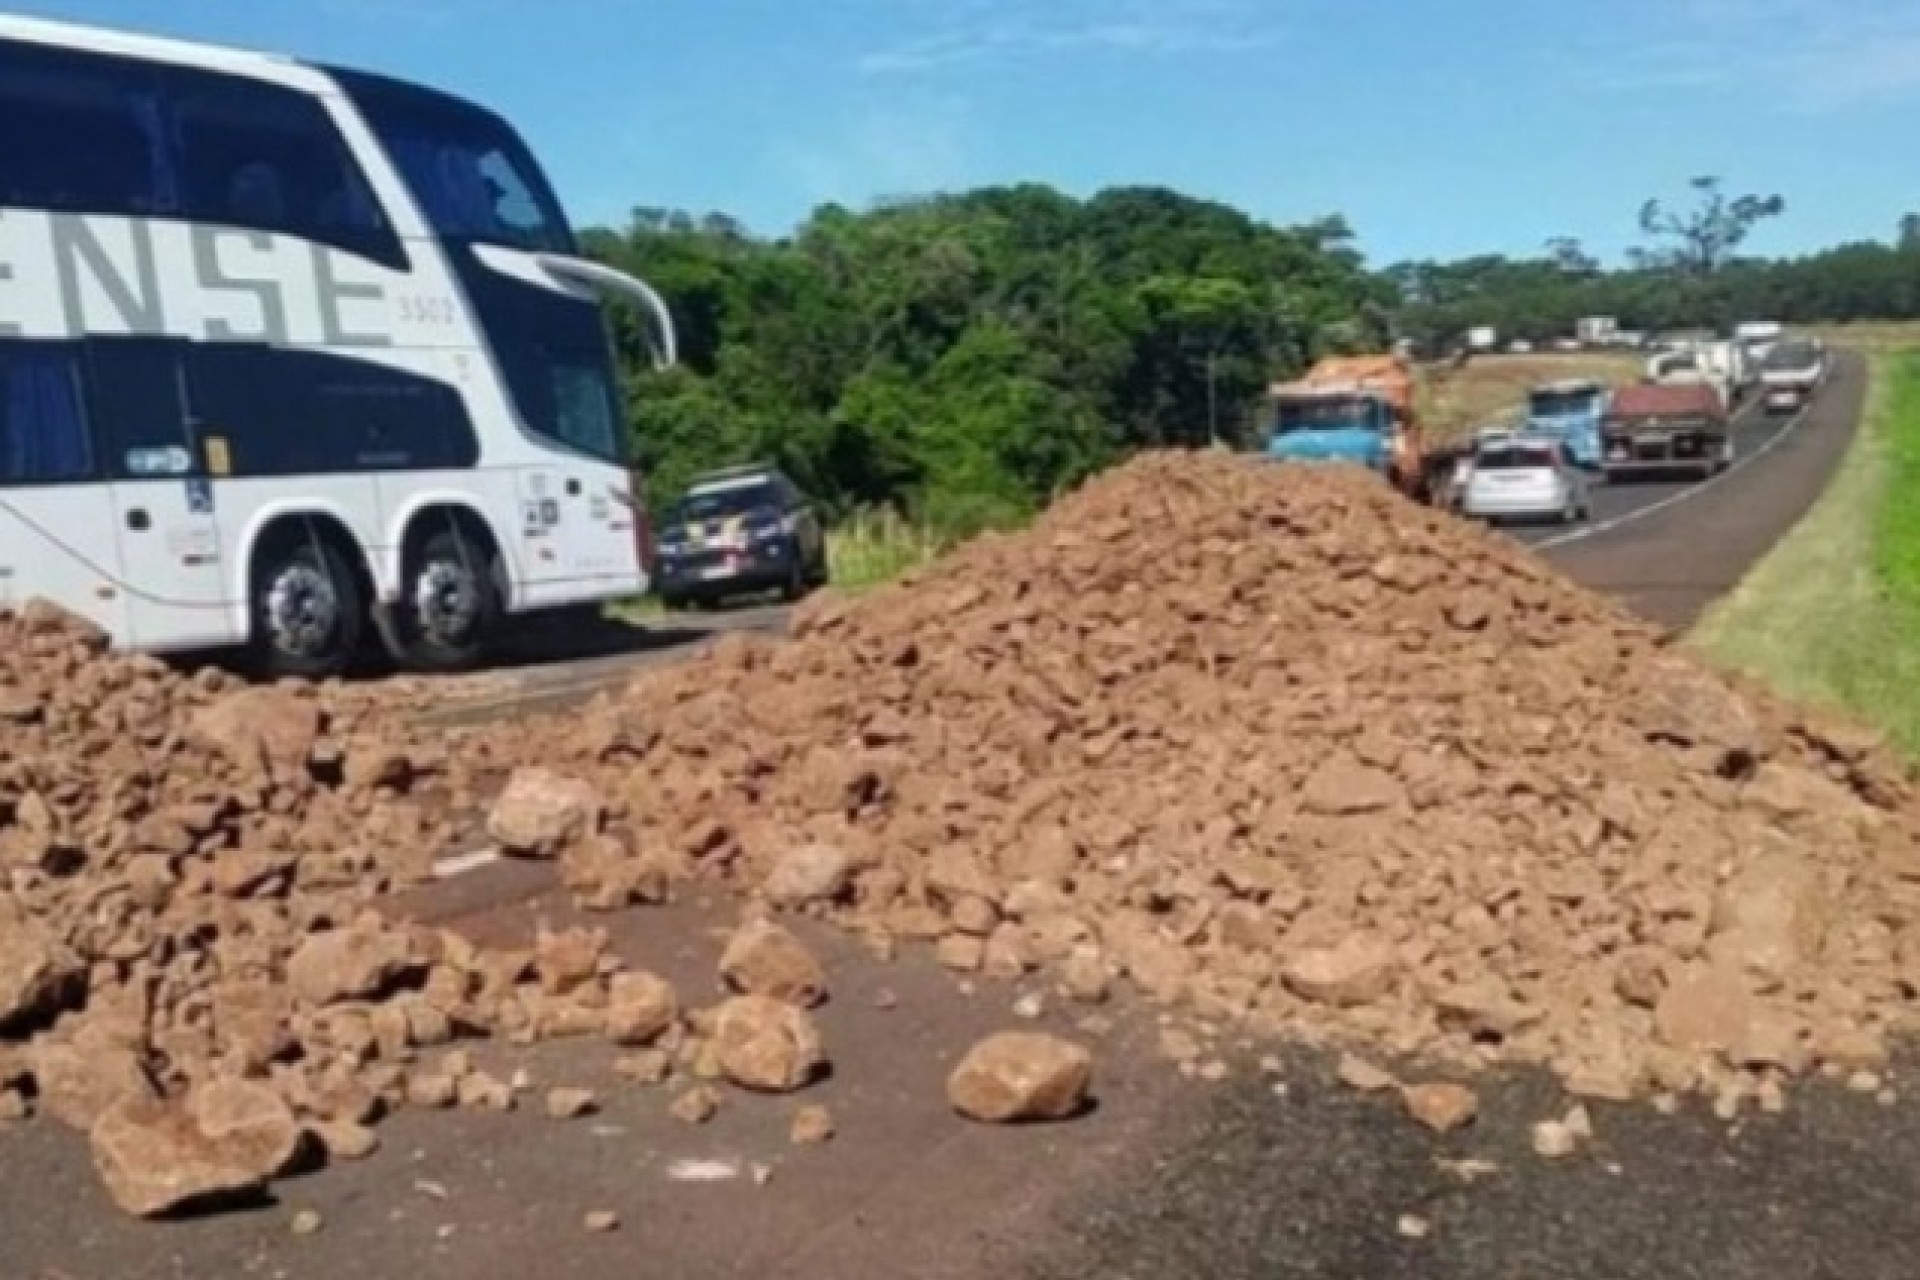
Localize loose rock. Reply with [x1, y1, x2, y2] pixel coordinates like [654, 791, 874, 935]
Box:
[670, 1085, 722, 1125]
[719, 921, 828, 1008]
[1402, 1082, 1478, 1134]
[947, 1032, 1092, 1123]
[546, 1087, 598, 1120]
[1336, 1054, 1399, 1094]
[711, 996, 826, 1093]
[790, 1104, 836, 1145]
[762, 844, 853, 908]
[487, 767, 603, 857]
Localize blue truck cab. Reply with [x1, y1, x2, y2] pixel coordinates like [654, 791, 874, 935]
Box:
[1524, 378, 1609, 470]
[1265, 389, 1396, 473]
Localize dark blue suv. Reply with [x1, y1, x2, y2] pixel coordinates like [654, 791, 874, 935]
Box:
[653, 464, 830, 609]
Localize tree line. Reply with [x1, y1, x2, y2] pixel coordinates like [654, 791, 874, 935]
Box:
[582, 177, 1920, 527]
[1391, 178, 1920, 350]
[585, 185, 1392, 531]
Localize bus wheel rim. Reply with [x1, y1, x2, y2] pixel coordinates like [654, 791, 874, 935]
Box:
[266, 564, 339, 657]
[415, 560, 481, 644]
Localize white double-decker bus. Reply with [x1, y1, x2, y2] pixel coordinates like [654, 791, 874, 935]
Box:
[0, 14, 677, 675]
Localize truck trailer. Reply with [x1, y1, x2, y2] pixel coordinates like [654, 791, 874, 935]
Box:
[1600, 382, 1732, 481]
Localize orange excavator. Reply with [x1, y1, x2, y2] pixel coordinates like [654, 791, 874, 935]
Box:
[1263, 353, 1443, 502]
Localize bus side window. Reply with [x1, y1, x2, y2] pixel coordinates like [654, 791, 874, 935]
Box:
[184, 345, 479, 477]
[159, 64, 403, 268]
[0, 44, 171, 217]
[83, 339, 196, 480]
[0, 344, 95, 483]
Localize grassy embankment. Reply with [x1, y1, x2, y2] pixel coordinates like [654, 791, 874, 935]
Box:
[1417, 352, 1644, 445]
[1690, 348, 1920, 754]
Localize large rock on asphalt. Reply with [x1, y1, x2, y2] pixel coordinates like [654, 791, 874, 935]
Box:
[487, 767, 604, 857]
[719, 920, 828, 1007]
[947, 1032, 1092, 1123]
[711, 995, 826, 1093]
[89, 1079, 304, 1218]
[605, 971, 678, 1046]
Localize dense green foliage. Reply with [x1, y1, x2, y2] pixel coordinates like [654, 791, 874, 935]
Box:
[582, 185, 1390, 529]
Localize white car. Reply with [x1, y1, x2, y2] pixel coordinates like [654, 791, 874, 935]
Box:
[1462, 433, 1591, 525]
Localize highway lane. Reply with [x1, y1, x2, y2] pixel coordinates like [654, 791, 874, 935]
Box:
[1505, 364, 1823, 551]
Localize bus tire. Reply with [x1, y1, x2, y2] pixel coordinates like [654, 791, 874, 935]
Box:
[249, 534, 365, 680]
[391, 524, 503, 673]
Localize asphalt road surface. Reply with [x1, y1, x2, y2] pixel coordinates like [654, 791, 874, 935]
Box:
[0, 352, 1890, 1280]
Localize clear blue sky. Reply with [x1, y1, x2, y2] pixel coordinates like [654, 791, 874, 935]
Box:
[12, 0, 1918, 268]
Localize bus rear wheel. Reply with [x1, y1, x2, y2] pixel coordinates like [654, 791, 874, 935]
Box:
[389, 525, 502, 673]
[249, 536, 364, 680]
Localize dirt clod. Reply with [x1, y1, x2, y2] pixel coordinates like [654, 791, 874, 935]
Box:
[1402, 1082, 1478, 1134]
[1532, 1119, 1579, 1159]
[487, 767, 603, 857]
[1336, 1054, 1399, 1094]
[947, 1032, 1092, 1123]
[614, 1050, 672, 1086]
[670, 1085, 722, 1125]
[763, 844, 853, 908]
[790, 1103, 836, 1145]
[711, 996, 826, 1093]
[545, 1087, 598, 1120]
[719, 921, 828, 1008]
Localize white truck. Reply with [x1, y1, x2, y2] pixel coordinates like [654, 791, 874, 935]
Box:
[1649, 339, 1749, 411]
[1758, 338, 1829, 415]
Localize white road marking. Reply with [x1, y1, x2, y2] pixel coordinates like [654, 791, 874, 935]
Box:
[433, 847, 501, 879]
[1528, 381, 1826, 553]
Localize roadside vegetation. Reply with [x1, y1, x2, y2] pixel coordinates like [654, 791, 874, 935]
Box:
[825, 508, 947, 592]
[1690, 351, 1920, 753]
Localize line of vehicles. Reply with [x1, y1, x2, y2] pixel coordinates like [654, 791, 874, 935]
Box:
[1261, 321, 1832, 526]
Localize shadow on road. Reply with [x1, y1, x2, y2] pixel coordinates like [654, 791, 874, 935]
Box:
[159, 601, 794, 691]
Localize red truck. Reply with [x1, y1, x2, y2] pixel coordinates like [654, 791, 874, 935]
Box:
[1600, 382, 1732, 482]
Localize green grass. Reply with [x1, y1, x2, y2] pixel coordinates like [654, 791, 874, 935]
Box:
[826, 507, 948, 592]
[1688, 350, 1920, 753]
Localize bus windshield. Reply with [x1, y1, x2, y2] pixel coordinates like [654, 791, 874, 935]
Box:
[333, 70, 575, 254]
[1274, 396, 1379, 435]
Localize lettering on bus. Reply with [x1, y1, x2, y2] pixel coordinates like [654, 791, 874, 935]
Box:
[191, 227, 290, 344]
[0, 212, 395, 348]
